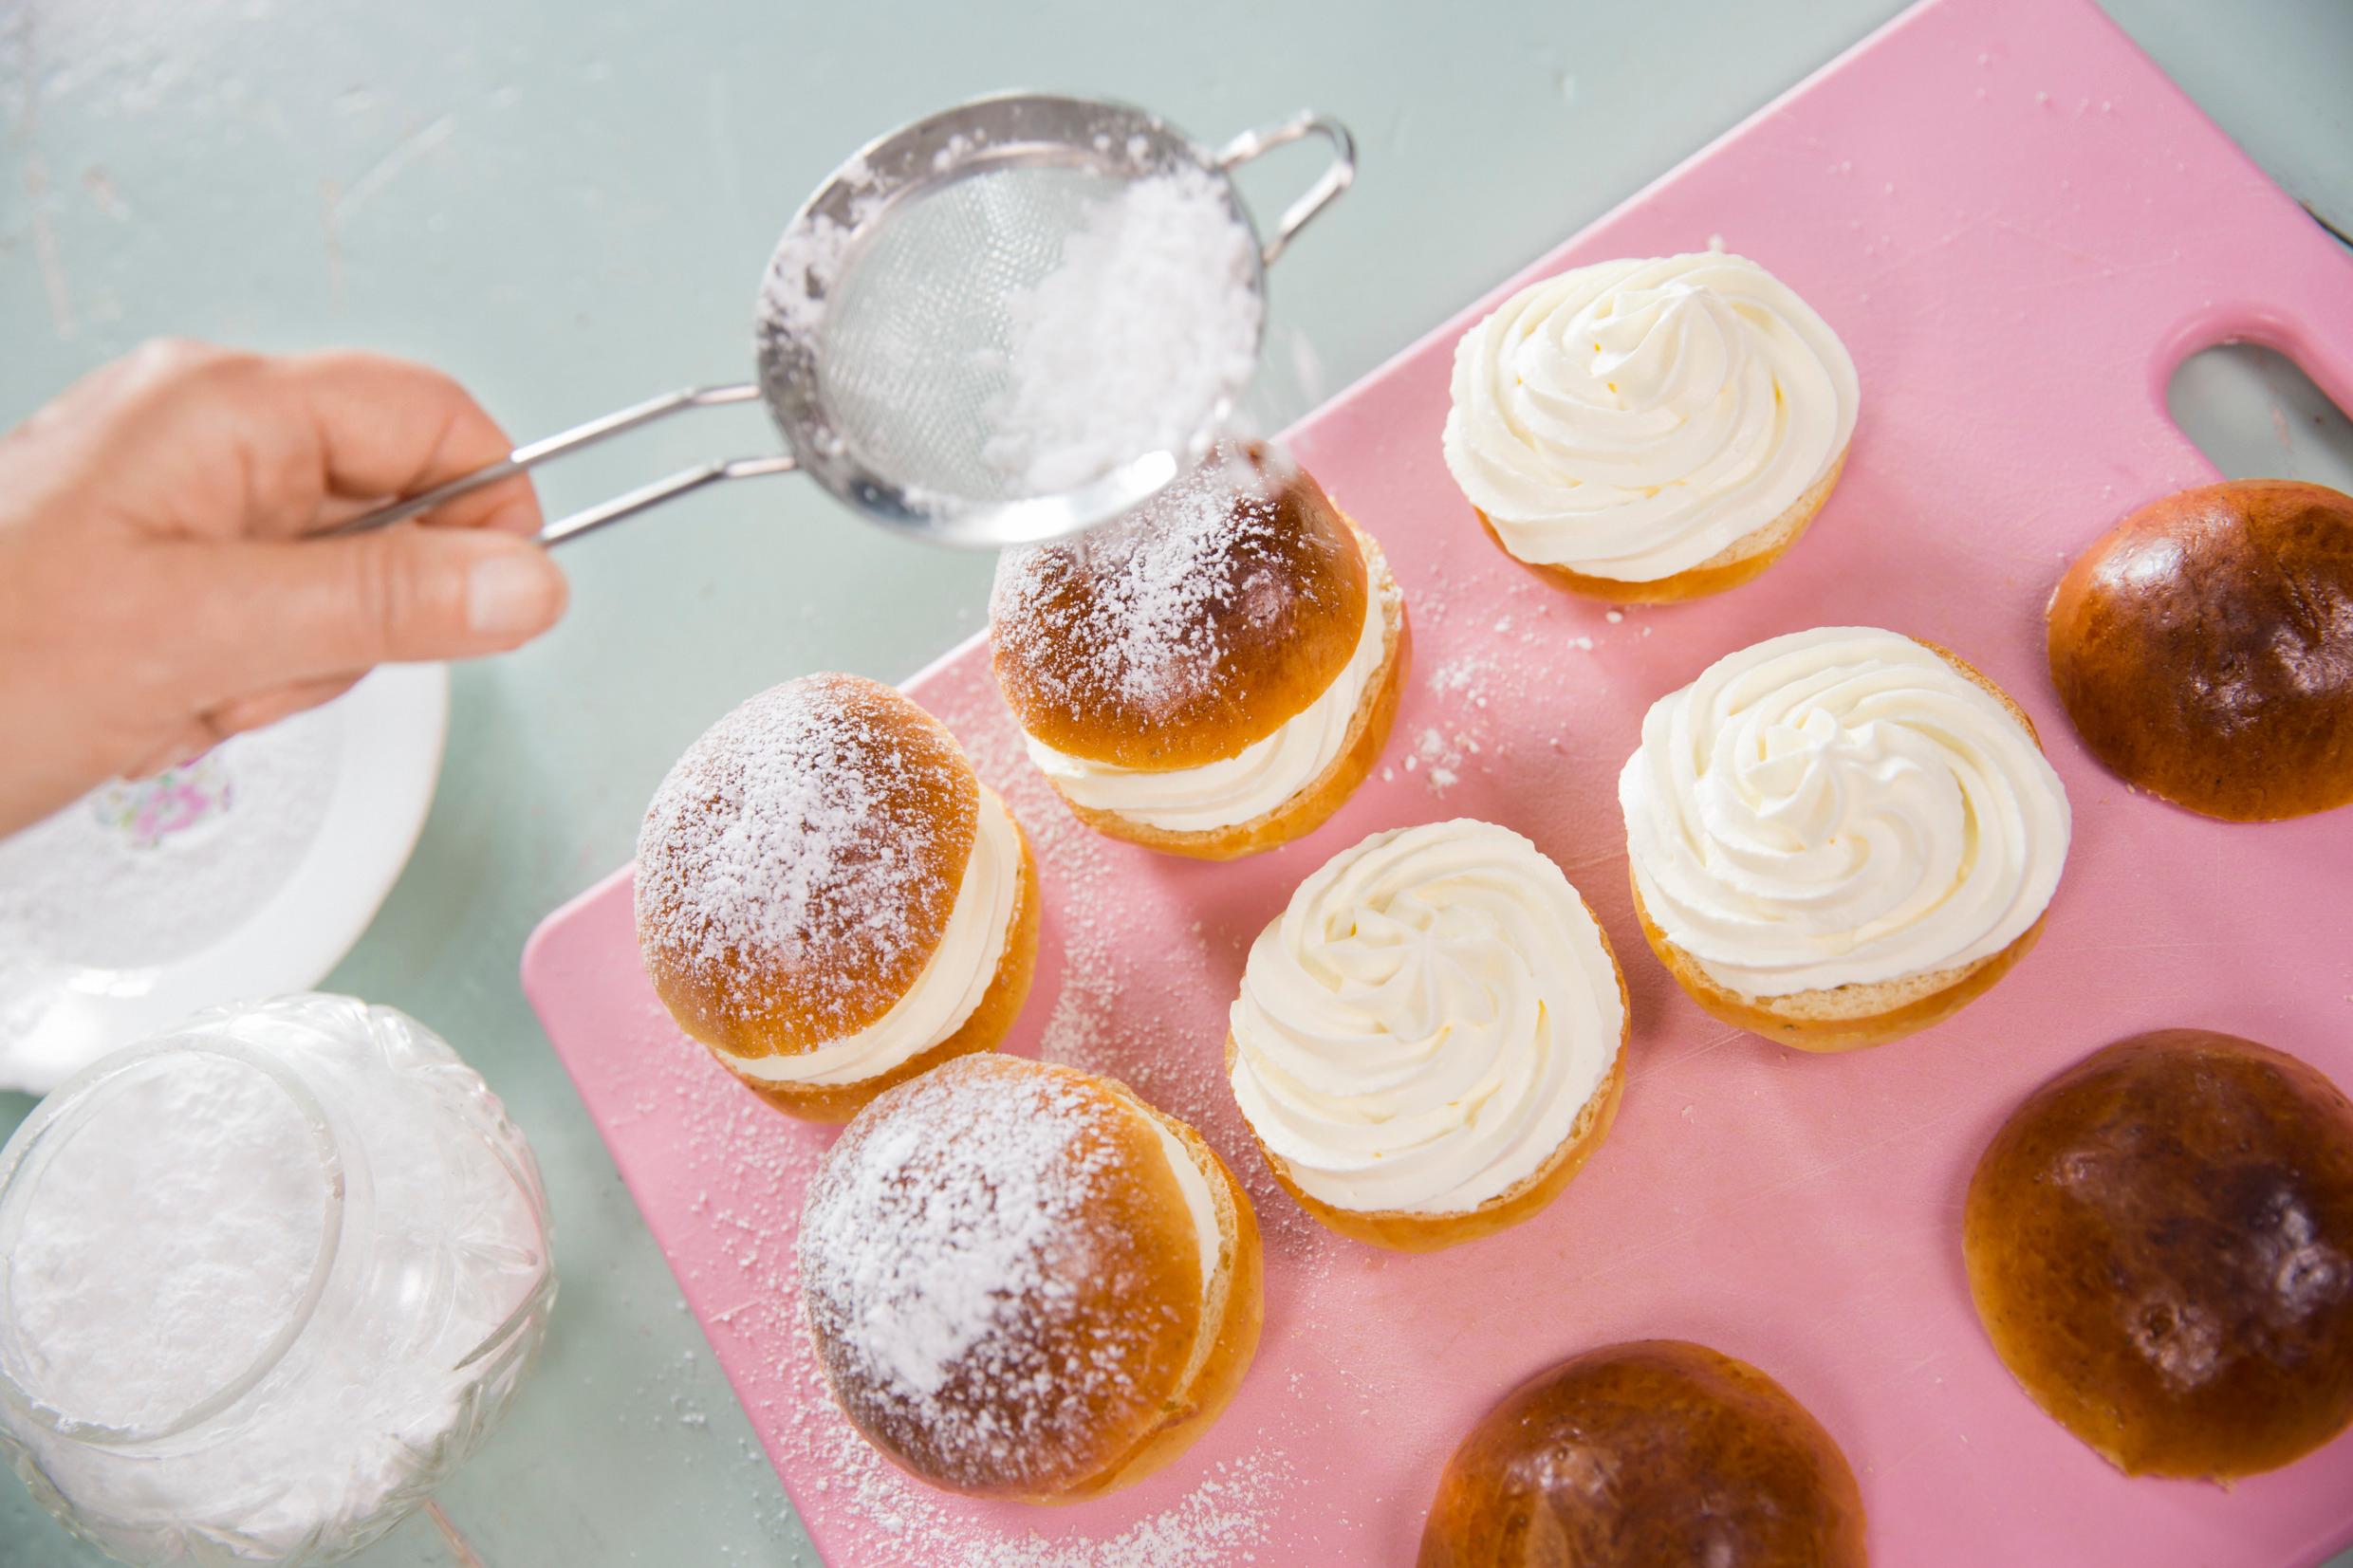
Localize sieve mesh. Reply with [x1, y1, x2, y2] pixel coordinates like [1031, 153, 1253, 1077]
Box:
[815, 163, 1134, 503]
[751, 94, 1355, 545]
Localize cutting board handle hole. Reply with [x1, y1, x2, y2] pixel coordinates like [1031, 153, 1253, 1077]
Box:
[2166, 342, 2353, 491]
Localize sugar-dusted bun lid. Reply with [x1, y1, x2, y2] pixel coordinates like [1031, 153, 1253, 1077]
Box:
[635, 673, 978, 1055]
[2047, 479, 2353, 821]
[797, 1054, 1212, 1499]
[1418, 1339, 1865, 1567]
[1965, 1029, 2353, 1480]
[990, 441, 1370, 769]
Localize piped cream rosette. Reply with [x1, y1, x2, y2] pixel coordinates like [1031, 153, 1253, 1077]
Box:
[1227, 820, 1628, 1251]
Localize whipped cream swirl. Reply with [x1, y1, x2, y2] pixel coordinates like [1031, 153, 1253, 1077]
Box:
[1229, 820, 1623, 1215]
[722, 787, 1021, 1084]
[1619, 628, 2070, 998]
[1442, 251, 1859, 581]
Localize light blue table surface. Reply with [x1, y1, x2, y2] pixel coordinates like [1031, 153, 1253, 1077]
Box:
[4, 1, 2351, 1562]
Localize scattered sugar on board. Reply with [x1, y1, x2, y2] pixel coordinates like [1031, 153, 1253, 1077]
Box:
[982, 165, 1262, 495]
[630, 680, 1347, 1555]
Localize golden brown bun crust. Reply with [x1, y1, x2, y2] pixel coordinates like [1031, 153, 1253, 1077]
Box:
[1965, 1030, 2353, 1481]
[802, 1055, 1252, 1503]
[1048, 1102, 1265, 1503]
[2047, 479, 2353, 821]
[1052, 518, 1408, 860]
[1417, 1339, 1867, 1567]
[638, 673, 976, 1052]
[991, 444, 1371, 768]
[1230, 905, 1630, 1250]
[1632, 640, 2049, 1052]
[728, 821, 1039, 1122]
[1477, 447, 1845, 605]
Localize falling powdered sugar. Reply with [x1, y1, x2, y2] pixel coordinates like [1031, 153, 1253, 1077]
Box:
[991, 450, 1292, 719]
[981, 165, 1262, 495]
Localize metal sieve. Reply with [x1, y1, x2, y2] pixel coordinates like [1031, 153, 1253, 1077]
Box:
[336, 93, 1353, 551]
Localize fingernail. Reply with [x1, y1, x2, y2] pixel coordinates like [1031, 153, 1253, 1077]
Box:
[466, 551, 560, 639]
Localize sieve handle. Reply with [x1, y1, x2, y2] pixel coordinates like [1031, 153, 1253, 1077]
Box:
[1216, 112, 1357, 268]
[537, 454, 798, 546]
[327, 381, 797, 547]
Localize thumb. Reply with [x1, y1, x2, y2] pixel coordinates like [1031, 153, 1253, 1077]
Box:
[193, 525, 568, 691]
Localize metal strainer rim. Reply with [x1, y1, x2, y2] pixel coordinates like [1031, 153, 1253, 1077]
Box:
[754, 91, 1269, 549]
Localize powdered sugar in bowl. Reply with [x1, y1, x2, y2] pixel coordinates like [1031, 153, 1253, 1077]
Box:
[0, 993, 555, 1565]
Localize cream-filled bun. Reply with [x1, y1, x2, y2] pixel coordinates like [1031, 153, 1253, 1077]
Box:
[635, 673, 1039, 1121]
[1444, 251, 1858, 602]
[1620, 628, 2068, 1052]
[991, 442, 1409, 859]
[797, 1054, 1263, 1503]
[1227, 819, 1628, 1251]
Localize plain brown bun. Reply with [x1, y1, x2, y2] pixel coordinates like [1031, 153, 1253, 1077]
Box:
[991, 443, 1371, 769]
[1478, 447, 1846, 605]
[799, 1055, 1262, 1503]
[1417, 1339, 1867, 1567]
[1965, 1029, 2353, 1481]
[635, 674, 1032, 1119]
[1631, 640, 2051, 1052]
[1051, 518, 1409, 860]
[2047, 479, 2353, 821]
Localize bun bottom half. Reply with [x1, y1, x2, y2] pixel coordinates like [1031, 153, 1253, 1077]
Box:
[1478, 447, 1846, 605]
[1634, 875, 2045, 1054]
[1628, 638, 2053, 1053]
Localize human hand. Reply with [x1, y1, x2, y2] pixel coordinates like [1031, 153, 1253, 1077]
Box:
[0, 340, 567, 837]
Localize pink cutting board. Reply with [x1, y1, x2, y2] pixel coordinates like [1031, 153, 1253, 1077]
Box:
[523, 0, 2353, 1560]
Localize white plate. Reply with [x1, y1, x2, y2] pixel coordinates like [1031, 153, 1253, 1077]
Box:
[0, 665, 449, 1095]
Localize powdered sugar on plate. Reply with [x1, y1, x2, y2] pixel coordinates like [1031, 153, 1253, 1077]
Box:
[0, 705, 337, 975]
[980, 165, 1262, 496]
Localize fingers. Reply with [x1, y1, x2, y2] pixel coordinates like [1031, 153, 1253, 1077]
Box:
[121, 720, 224, 781]
[269, 350, 545, 537]
[179, 524, 568, 692]
[208, 674, 364, 738]
[120, 674, 365, 778]
[37, 340, 545, 542]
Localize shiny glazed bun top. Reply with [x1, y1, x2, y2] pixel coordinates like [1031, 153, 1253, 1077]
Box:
[797, 1054, 1212, 1498]
[1965, 1029, 2353, 1480]
[1418, 1338, 1866, 1568]
[2047, 479, 2353, 821]
[990, 441, 1370, 769]
[635, 673, 978, 1053]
